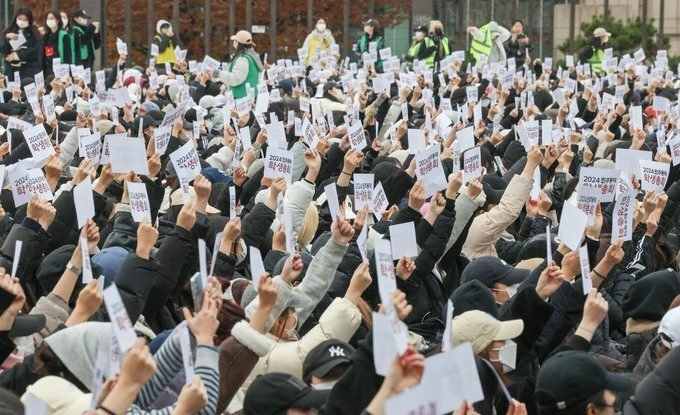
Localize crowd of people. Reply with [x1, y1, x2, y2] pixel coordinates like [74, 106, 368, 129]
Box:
[0, 5, 678, 415]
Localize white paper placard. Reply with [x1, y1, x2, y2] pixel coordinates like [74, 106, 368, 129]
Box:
[264, 147, 293, 182]
[612, 190, 636, 242]
[110, 136, 149, 175]
[103, 283, 137, 353]
[630, 106, 643, 130]
[389, 222, 418, 260]
[23, 124, 55, 161]
[80, 237, 93, 283]
[127, 182, 151, 222]
[639, 159, 670, 192]
[354, 174, 374, 212]
[324, 182, 342, 221]
[558, 202, 588, 250]
[579, 244, 592, 295]
[577, 167, 621, 203]
[407, 129, 427, 154]
[615, 148, 652, 177]
[456, 126, 475, 152]
[74, 176, 96, 229]
[372, 311, 409, 376]
[169, 140, 201, 182]
[462, 147, 482, 184]
[372, 182, 389, 216]
[249, 246, 265, 290]
[79, 132, 101, 164]
[415, 145, 447, 197]
[348, 121, 368, 150]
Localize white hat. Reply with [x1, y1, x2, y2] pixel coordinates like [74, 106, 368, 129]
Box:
[22, 376, 91, 415]
[659, 307, 680, 348]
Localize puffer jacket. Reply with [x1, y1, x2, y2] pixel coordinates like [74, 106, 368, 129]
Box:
[625, 319, 660, 371]
[463, 172, 533, 259]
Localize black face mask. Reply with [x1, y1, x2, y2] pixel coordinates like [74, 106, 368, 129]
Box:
[435, 28, 443, 36]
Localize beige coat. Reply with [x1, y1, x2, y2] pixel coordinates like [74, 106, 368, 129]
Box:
[462, 172, 533, 259]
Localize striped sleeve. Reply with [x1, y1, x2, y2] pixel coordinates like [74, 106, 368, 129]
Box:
[194, 345, 220, 415]
[135, 332, 184, 408]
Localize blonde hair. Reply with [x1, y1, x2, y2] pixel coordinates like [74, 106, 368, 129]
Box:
[429, 20, 444, 33]
[297, 202, 319, 247]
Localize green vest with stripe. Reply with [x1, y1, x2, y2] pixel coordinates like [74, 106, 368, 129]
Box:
[469, 24, 491, 63]
[229, 52, 260, 99]
[588, 47, 606, 73]
[73, 25, 93, 61]
[57, 30, 75, 64]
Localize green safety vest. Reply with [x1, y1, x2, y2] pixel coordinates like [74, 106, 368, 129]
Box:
[588, 46, 606, 74]
[440, 37, 451, 57]
[73, 25, 93, 61]
[229, 52, 260, 99]
[469, 24, 491, 62]
[407, 37, 435, 68]
[57, 30, 75, 64]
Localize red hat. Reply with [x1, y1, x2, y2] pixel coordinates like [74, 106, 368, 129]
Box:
[645, 106, 657, 118]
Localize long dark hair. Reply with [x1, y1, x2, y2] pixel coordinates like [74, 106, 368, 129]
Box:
[45, 11, 61, 35]
[4, 7, 39, 39]
[235, 42, 253, 55]
[32, 344, 88, 392]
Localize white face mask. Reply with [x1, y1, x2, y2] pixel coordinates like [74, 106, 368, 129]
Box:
[414, 32, 425, 41]
[233, 40, 239, 50]
[506, 283, 520, 298]
[46, 19, 58, 30]
[313, 380, 338, 390]
[16, 20, 29, 29]
[76, 17, 87, 26]
[492, 340, 517, 373]
[364, 25, 372, 34]
[235, 238, 248, 264]
[316, 24, 326, 33]
[61, 18, 69, 28]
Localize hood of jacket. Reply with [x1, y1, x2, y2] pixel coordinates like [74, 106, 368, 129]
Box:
[625, 345, 680, 414]
[242, 49, 264, 73]
[43, 322, 112, 392]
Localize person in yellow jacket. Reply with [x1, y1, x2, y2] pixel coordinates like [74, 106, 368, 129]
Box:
[467, 21, 510, 67]
[578, 27, 611, 74]
[152, 19, 179, 65]
[302, 19, 336, 66]
[404, 25, 436, 69]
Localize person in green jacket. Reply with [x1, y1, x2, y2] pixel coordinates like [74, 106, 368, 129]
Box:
[578, 27, 611, 74]
[71, 9, 100, 70]
[42, 11, 73, 76]
[356, 19, 385, 73]
[219, 30, 264, 99]
[404, 25, 436, 69]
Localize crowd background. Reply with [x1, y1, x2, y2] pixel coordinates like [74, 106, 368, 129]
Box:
[0, 4, 679, 415]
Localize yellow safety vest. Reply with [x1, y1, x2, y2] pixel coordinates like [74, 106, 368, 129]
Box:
[306, 34, 333, 65]
[469, 24, 491, 63]
[155, 35, 176, 64]
[406, 37, 435, 68]
[588, 47, 606, 74]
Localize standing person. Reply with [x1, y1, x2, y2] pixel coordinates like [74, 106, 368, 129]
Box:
[467, 21, 510, 67]
[578, 27, 611, 74]
[356, 19, 385, 73]
[429, 20, 451, 64]
[152, 19, 179, 66]
[219, 30, 263, 99]
[42, 11, 73, 76]
[71, 9, 100, 70]
[0, 7, 41, 82]
[302, 19, 336, 66]
[404, 25, 436, 69]
[503, 19, 533, 69]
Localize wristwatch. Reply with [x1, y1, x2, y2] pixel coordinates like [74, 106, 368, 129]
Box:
[65, 261, 82, 275]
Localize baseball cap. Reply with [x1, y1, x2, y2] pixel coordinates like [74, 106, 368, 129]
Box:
[243, 372, 330, 415]
[22, 376, 91, 415]
[73, 9, 91, 19]
[414, 24, 429, 34]
[303, 339, 355, 382]
[593, 27, 612, 38]
[363, 19, 380, 29]
[132, 114, 160, 136]
[659, 307, 680, 348]
[231, 30, 255, 46]
[323, 81, 342, 93]
[535, 351, 635, 412]
[645, 106, 657, 118]
[170, 187, 221, 215]
[451, 310, 523, 354]
[460, 256, 530, 288]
